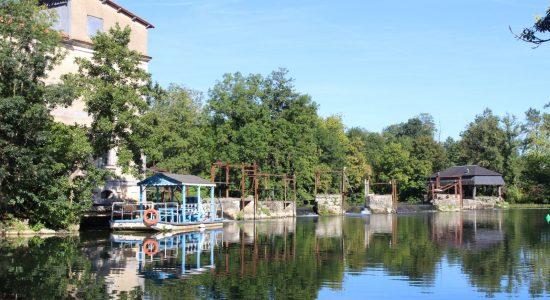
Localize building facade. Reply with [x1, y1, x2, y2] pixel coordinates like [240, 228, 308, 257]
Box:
[42, 0, 154, 203]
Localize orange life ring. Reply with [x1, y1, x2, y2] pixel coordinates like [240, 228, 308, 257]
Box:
[143, 239, 159, 256]
[143, 208, 159, 226]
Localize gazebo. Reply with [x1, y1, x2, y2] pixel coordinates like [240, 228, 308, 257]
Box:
[428, 165, 505, 200]
[110, 172, 222, 231]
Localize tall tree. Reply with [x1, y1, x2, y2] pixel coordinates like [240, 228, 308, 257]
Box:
[68, 24, 153, 175]
[0, 0, 100, 228]
[460, 109, 506, 173]
[383, 113, 436, 142]
[345, 136, 372, 202]
[520, 106, 550, 202]
[443, 137, 462, 166]
[207, 69, 319, 200]
[501, 114, 521, 186]
[208, 72, 271, 165]
[410, 136, 449, 173]
[140, 84, 211, 174]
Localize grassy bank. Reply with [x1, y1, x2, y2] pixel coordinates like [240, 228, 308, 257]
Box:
[508, 203, 550, 209]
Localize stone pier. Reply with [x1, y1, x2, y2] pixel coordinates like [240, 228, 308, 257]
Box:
[367, 194, 395, 214]
[218, 197, 295, 220]
[314, 194, 343, 216]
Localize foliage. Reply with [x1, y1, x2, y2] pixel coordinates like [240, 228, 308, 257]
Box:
[460, 109, 506, 173]
[513, 7, 550, 47]
[0, 0, 103, 229]
[68, 24, 153, 175]
[140, 84, 211, 174]
[207, 69, 320, 201]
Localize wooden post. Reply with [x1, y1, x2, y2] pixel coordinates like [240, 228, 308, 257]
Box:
[364, 179, 369, 208]
[459, 177, 463, 209]
[241, 162, 245, 210]
[293, 174, 297, 217]
[254, 176, 258, 221]
[392, 179, 397, 212]
[498, 186, 502, 200]
[210, 163, 216, 183]
[473, 186, 477, 200]
[225, 164, 229, 198]
[284, 174, 288, 202]
[342, 168, 346, 215]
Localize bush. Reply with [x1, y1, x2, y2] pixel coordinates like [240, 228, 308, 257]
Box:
[506, 185, 524, 203]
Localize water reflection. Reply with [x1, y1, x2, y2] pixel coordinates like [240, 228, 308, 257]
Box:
[0, 210, 549, 299]
[430, 211, 505, 250]
[107, 230, 222, 294]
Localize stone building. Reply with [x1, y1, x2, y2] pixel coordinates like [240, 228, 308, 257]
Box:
[41, 0, 154, 203]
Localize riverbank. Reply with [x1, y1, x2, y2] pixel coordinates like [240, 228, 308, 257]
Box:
[508, 203, 550, 209]
[0, 219, 79, 237]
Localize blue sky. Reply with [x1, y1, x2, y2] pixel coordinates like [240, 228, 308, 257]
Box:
[117, 0, 549, 139]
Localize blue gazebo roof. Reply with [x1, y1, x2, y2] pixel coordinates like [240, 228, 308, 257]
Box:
[138, 173, 215, 187]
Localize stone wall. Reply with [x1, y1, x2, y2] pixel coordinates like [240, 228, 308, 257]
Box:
[315, 194, 343, 216]
[433, 194, 462, 211]
[463, 196, 506, 210]
[434, 194, 507, 211]
[218, 198, 295, 220]
[367, 194, 394, 214]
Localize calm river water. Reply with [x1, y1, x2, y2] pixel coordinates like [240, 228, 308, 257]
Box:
[0, 209, 549, 299]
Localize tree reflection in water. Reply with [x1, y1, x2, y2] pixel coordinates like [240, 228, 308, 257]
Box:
[0, 210, 548, 299]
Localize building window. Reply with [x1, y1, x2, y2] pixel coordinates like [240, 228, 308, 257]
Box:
[87, 15, 103, 38]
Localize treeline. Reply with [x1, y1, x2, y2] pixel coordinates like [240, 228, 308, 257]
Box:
[149, 76, 548, 205]
[0, 1, 548, 229]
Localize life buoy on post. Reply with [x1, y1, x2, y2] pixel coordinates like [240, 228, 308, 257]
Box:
[143, 239, 159, 256]
[143, 208, 159, 226]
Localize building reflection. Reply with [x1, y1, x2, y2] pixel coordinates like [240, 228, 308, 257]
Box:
[429, 211, 505, 249]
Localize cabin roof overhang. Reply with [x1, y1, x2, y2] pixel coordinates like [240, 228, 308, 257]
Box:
[428, 165, 505, 186]
[138, 173, 216, 187]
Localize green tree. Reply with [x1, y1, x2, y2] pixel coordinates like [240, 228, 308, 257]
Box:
[69, 24, 153, 175]
[207, 69, 319, 201]
[374, 143, 411, 187]
[317, 116, 348, 168]
[208, 72, 271, 165]
[0, 0, 101, 228]
[383, 113, 436, 142]
[140, 84, 211, 174]
[443, 137, 462, 166]
[520, 106, 550, 202]
[460, 109, 506, 173]
[501, 114, 521, 186]
[411, 136, 449, 173]
[345, 136, 372, 203]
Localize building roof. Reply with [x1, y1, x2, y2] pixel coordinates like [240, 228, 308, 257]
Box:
[429, 165, 505, 186]
[430, 165, 502, 178]
[101, 0, 154, 29]
[138, 173, 215, 187]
